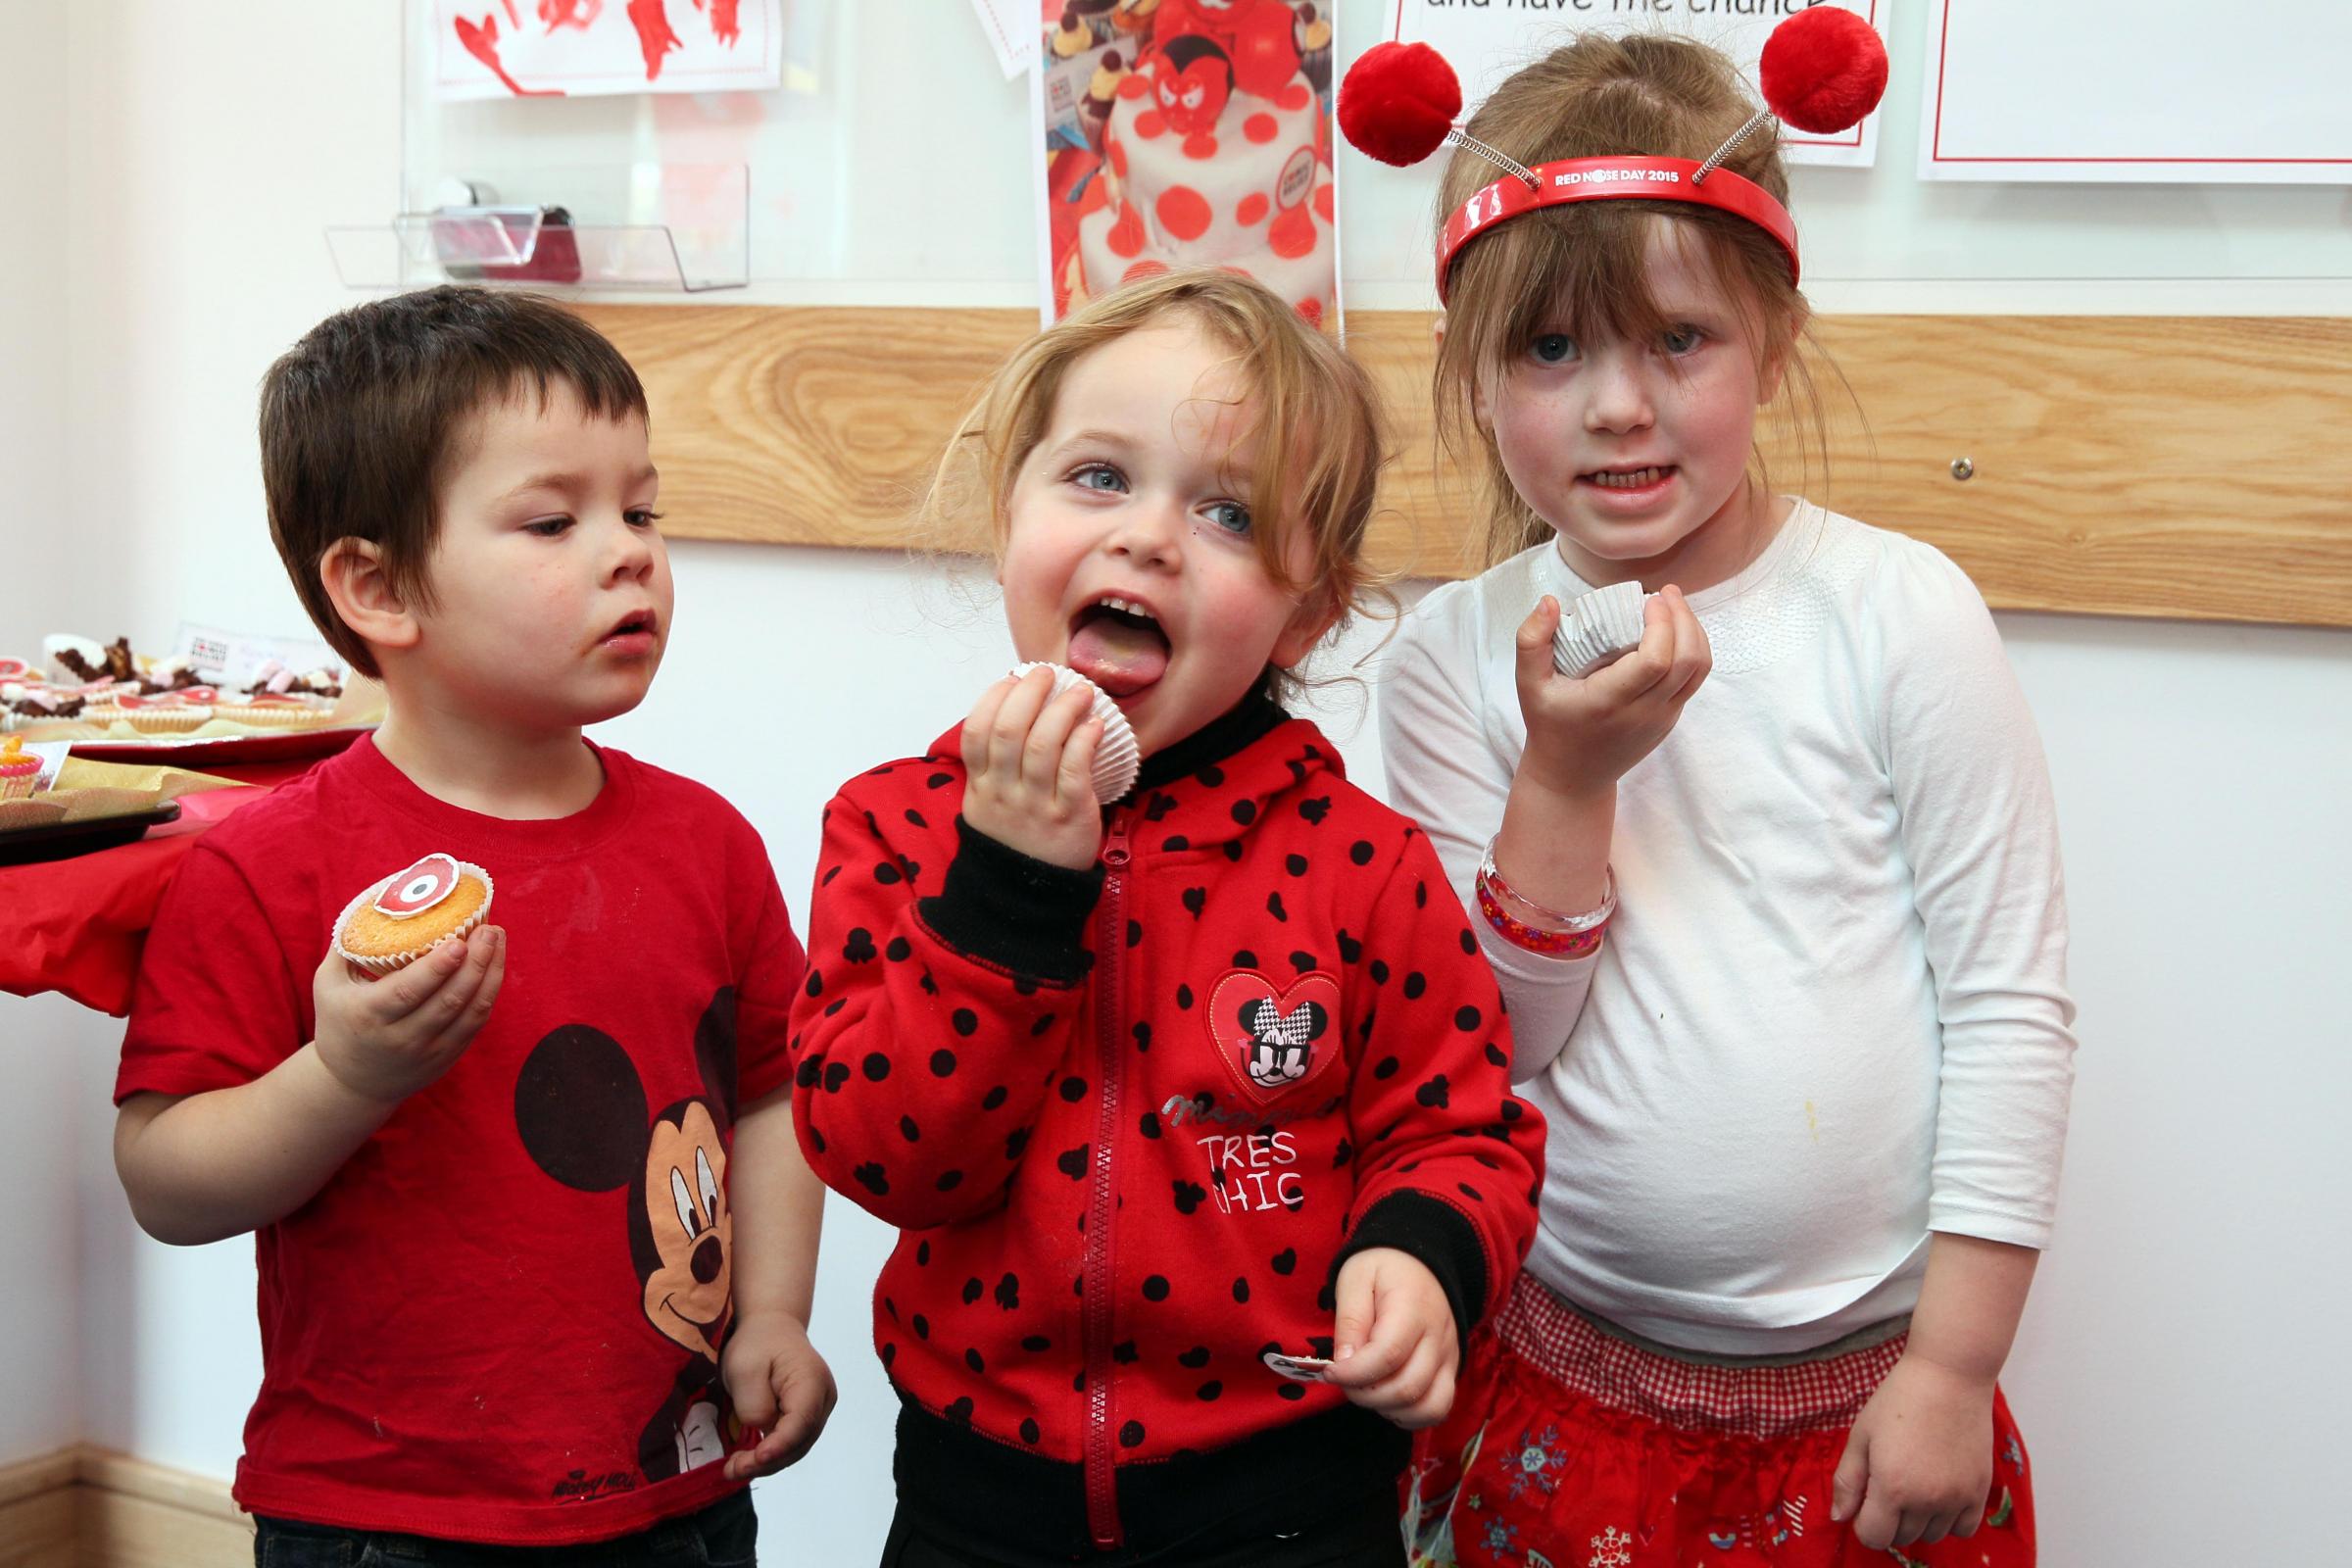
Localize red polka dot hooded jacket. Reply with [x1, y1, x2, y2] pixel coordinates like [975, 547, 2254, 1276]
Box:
[789, 697, 1544, 1557]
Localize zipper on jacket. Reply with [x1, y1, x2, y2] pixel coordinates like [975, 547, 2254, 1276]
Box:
[1082, 814, 1132, 1550]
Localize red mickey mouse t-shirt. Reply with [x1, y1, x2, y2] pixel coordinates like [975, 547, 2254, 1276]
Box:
[117, 736, 800, 1545]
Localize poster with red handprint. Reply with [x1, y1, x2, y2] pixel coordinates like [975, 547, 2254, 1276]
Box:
[434, 0, 783, 100]
[1036, 0, 1339, 329]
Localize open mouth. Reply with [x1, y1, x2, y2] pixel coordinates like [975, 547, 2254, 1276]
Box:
[1066, 593, 1170, 697]
[1582, 466, 1676, 491]
[600, 610, 660, 651]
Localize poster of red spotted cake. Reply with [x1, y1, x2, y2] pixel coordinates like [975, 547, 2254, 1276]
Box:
[1036, 0, 1339, 329]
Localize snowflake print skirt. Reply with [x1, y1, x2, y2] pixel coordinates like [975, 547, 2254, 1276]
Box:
[1403, 1276, 2035, 1568]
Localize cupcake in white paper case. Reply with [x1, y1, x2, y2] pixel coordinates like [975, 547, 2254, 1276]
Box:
[334, 854, 496, 977]
[1552, 580, 1650, 679]
[1011, 662, 1141, 805]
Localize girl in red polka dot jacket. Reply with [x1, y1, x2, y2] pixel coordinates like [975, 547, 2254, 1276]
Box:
[788, 270, 1544, 1567]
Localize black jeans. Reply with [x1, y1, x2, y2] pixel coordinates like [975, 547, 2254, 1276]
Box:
[253, 1489, 757, 1568]
[879, 1484, 1405, 1568]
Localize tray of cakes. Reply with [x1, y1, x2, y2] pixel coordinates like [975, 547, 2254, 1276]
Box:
[1, 635, 384, 764]
[0, 741, 255, 865]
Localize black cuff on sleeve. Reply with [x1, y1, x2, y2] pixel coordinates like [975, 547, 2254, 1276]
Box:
[1332, 1191, 1491, 1358]
[917, 817, 1103, 986]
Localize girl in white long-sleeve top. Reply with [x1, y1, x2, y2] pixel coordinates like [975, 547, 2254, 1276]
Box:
[1351, 18, 2076, 1567]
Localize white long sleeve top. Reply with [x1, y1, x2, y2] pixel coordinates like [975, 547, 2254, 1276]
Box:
[1379, 504, 2077, 1355]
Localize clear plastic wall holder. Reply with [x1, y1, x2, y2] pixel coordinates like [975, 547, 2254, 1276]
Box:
[327, 163, 749, 292]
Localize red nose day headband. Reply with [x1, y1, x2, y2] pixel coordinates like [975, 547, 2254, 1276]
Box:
[1335, 8, 1889, 302]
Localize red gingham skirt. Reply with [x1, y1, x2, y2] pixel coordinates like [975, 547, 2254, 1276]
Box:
[1404, 1277, 2036, 1567]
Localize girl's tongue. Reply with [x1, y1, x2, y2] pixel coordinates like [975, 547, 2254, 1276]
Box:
[1066, 607, 1170, 696]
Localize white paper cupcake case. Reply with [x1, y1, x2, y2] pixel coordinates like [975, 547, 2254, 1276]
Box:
[332, 859, 496, 977]
[1012, 662, 1141, 805]
[1552, 581, 1651, 679]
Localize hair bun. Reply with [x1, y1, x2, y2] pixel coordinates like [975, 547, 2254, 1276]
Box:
[1338, 41, 1461, 167]
[1759, 7, 1888, 134]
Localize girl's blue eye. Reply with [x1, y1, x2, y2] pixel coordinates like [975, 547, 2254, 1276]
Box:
[625, 508, 664, 528]
[1531, 333, 1578, 365]
[1663, 324, 1704, 355]
[1203, 500, 1251, 536]
[1073, 464, 1126, 493]
[525, 516, 573, 537]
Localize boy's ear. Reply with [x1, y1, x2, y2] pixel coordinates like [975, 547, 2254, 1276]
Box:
[318, 538, 420, 657]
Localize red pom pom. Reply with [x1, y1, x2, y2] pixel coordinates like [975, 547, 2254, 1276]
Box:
[1759, 7, 1887, 135]
[1338, 41, 1461, 167]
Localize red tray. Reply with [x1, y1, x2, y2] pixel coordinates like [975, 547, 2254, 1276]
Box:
[61, 724, 374, 767]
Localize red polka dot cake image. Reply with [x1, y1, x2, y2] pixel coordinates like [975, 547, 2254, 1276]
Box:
[1073, 0, 1335, 325]
[333, 853, 496, 977]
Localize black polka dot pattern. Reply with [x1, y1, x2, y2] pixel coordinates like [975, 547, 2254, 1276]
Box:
[787, 728, 1540, 1473]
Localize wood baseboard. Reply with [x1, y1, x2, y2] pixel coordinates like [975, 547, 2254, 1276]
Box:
[0, 1445, 250, 1568]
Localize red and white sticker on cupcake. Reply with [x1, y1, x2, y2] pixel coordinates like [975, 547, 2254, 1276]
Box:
[374, 854, 464, 920]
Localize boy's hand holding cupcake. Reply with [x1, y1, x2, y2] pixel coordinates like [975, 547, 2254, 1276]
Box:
[313, 854, 508, 1103]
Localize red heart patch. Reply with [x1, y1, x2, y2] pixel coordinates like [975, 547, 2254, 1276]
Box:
[1208, 969, 1341, 1104]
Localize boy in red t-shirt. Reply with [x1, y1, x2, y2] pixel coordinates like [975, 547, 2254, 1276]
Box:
[114, 287, 832, 1562]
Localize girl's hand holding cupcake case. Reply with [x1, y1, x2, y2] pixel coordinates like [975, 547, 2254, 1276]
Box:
[1513, 585, 1711, 804]
[959, 666, 1107, 871]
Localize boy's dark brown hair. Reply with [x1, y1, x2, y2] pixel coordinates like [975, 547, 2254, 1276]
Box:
[259, 285, 648, 677]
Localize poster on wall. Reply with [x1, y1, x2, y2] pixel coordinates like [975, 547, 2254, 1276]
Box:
[1036, 0, 1341, 329]
[1919, 0, 2352, 182]
[434, 0, 786, 100]
[1393, 0, 1884, 169]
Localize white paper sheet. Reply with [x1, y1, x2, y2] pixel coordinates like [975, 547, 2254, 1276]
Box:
[432, 0, 784, 101]
[1918, 0, 2352, 183]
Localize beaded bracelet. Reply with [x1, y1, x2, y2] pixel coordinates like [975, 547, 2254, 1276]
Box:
[1475, 877, 1609, 956]
[1474, 840, 1615, 957]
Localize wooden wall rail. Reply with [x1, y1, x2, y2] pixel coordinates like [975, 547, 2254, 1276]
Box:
[576, 306, 2352, 630]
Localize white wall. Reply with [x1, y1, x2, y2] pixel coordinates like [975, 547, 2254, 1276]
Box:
[8, 2, 2348, 1564]
[0, 0, 88, 1469]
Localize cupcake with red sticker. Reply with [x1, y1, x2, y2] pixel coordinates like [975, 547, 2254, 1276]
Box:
[96, 692, 215, 734]
[215, 693, 333, 729]
[333, 853, 496, 977]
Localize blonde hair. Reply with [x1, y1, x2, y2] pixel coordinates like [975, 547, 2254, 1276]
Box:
[1432, 31, 1833, 567]
[921, 269, 1388, 700]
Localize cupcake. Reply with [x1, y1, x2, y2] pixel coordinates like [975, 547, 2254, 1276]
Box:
[1083, 49, 1128, 145]
[1552, 580, 1651, 679]
[215, 696, 333, 729]
[334, 854, 496, 977]
[0, 736, 41, 801]
[102, 694, 213, 734]
[1010, 662, 1141, 804]
[1295, 3, 1333, 95]
[1051, 6, 1092, 58]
